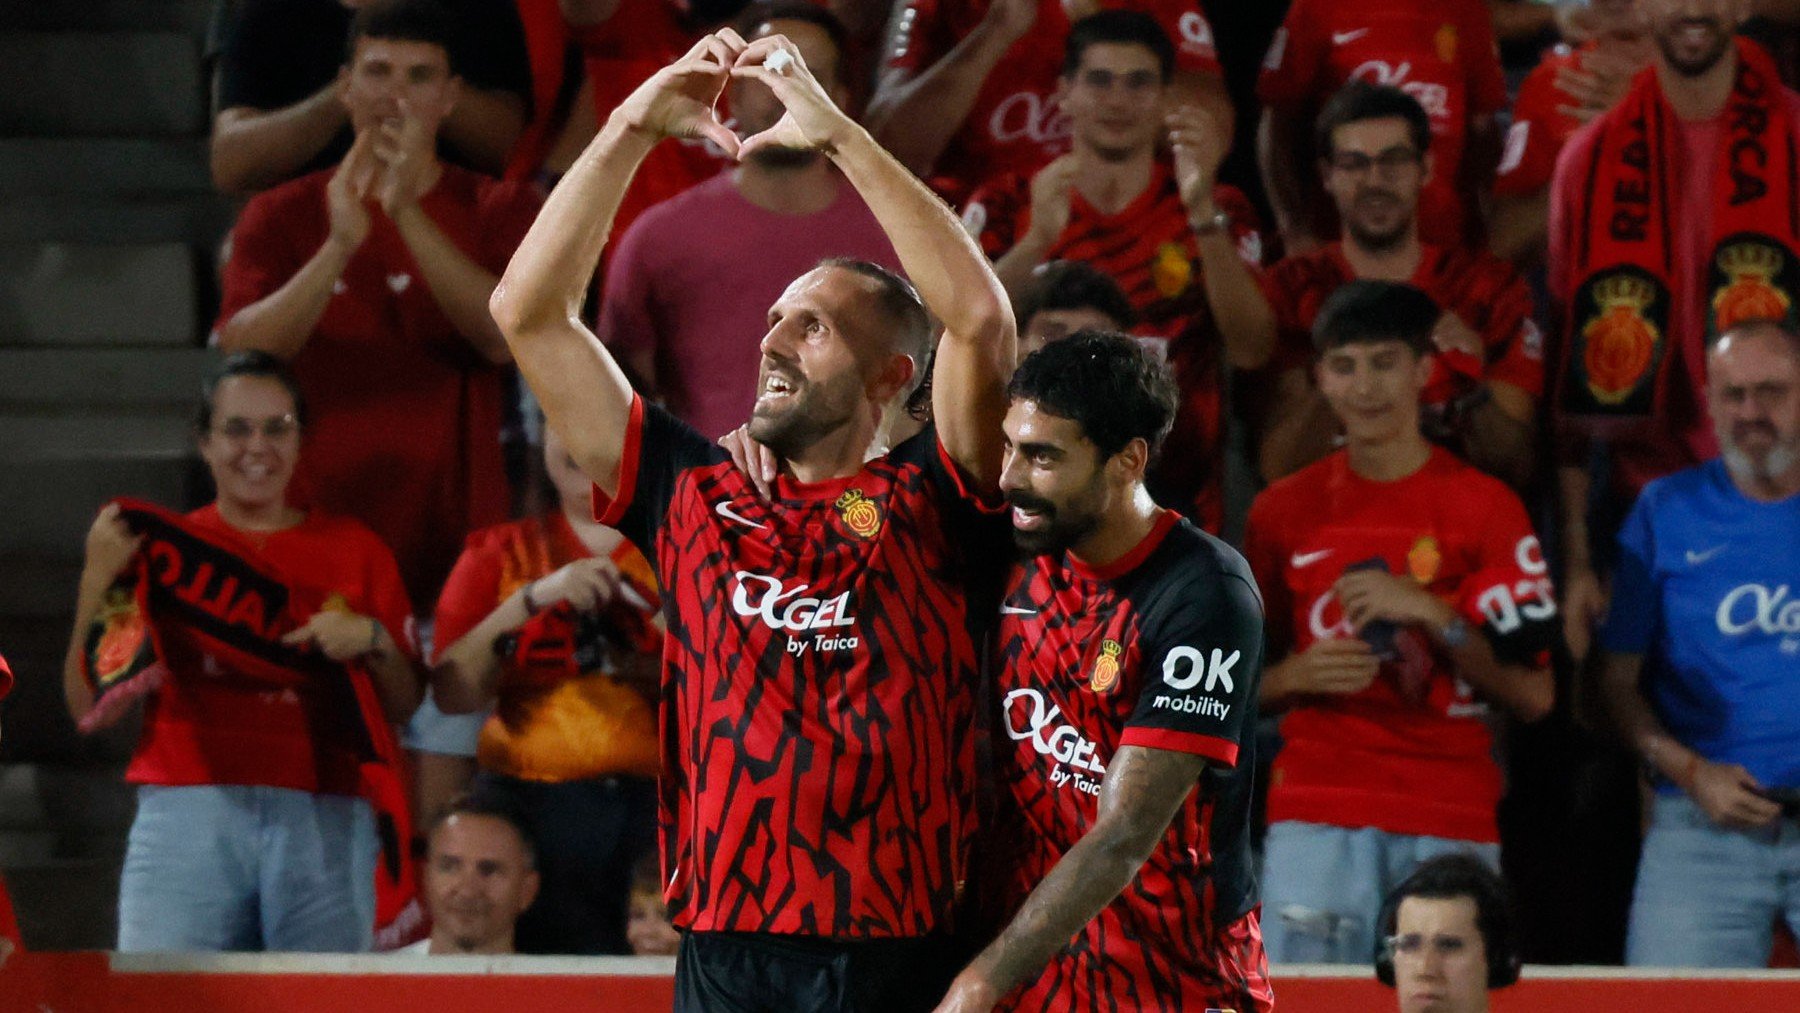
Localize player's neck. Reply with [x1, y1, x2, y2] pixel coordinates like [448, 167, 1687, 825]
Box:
[783, 417, 882, 485]
[1342, 229, 1421, 281]
[1069, 485, 1161, 570]
[1074, 145, 1154, 215]
[734, 159, 839, 216]
[1344, 427, 1432, 483]
[1656, 46, 1738, 122]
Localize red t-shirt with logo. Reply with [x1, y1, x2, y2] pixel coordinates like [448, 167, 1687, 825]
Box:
[886, 0, 1220, 203]
[1258, 241, 1545, 406]
[1495, 43, 1591, 197]
[1257, 0, 1506, 246]
[963, 162, 1263, 531]
[125, 506, 418, 797]
[594, 397, 1009, 937]
[1243, 447, 1556, 843]
[216, 165, 541, 607]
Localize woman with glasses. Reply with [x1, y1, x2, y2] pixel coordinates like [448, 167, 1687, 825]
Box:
[61, 350, 422, 953]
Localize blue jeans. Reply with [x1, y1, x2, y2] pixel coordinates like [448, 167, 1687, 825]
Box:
[1260, 820, 1500, 964]
[117, 784, 376, 952]
[1628, 792, 1800, 967]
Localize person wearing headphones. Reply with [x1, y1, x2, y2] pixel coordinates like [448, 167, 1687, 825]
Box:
[1374, 853, 1522, 1013]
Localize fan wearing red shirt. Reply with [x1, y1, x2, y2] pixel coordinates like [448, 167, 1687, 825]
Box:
[962, 11, 1269, 533]
[1490, 0, 1653, 264]
[1243, 281, 1555, 965]
[1219, 83, 1543, 491]
[215, 0, 543, 610]
[493, 30, 1015, 1011]
[1257, 0, 1505, 251]
[936, 333, 1271, 1013]
[430, 425, 664, 954]
[62, 353, 422, 953]
[869, 0, 1225, 205]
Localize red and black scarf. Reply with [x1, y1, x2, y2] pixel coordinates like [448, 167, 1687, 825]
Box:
[81, 499, 417, 938]
[1560, 39, 1800, 427]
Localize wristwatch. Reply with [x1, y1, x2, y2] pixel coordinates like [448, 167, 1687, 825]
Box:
[1438, 615, 1473, 649]
[1190, 208, 1231, 236]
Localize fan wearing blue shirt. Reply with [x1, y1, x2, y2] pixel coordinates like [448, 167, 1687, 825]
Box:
[1598, 318, 1800, 968]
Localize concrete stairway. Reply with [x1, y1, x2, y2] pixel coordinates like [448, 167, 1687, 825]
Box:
[0, 0, 228, 949]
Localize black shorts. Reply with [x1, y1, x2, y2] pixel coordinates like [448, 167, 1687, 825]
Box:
[674, 930, 961, 1013]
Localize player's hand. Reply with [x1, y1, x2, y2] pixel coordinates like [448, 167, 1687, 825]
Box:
[1023, 154, 1079, 246]
[1561, 563, 1608, 663]
[1689, 759, 1782, 830]
[82, 504, 144, 587]
[532, 556, 624, 613]
[729, 34, 857, 157]
[1334, 569, 1453, 632]
[1167, 104, 1229, 214]
[1272, 637, 1380, 697]
[282, 609, 384, 662]
[1431, 311, 1484, 359]
[373, 98, 436, 215]
[327, 131, 376, 249]
[979, 0, 1039, 47]
[615, 30, 746, 156]
[1554, 51, 1635, 123]
[718, 424, 778, 501]
[931, 970, 1002, 1013]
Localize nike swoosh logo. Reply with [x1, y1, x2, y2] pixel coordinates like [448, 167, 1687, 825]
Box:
[715, 501, 768, 530]
[1686, 546, 1726, 565]
[1291, 549, 1334, 568]
[1001, 604, 1039, 616]
[1332, 28, 1370, 45]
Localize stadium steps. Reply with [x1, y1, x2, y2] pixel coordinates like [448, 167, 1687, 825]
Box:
[0, 0, 225, 952]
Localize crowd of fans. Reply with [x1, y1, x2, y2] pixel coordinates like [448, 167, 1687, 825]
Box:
[4, 0, 1797, 993]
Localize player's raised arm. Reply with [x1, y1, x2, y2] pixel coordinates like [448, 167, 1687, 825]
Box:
[491, 31, 747, 495]
[731, 35, 1015, 489]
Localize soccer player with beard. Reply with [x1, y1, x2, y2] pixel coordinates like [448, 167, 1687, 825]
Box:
[1596, 320, 1800, 967]
[492, 29, 1015, 1013]
[1221, 82, 1543, 491]
[935, 332, 1271, 1013]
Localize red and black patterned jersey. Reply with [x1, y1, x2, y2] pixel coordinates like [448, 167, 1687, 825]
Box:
[593, 396, 1007, 938]
[1258, 241, 1545, 409]
[962, 163, 1265, 532]
[983, 511, 1274, 1012]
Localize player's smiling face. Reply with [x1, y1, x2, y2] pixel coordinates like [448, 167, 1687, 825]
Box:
[1059, 42, 1167, 161]
[1646, 0, 1744, 77]
[1000, 399, 1113, 556]
[198, 375, 302, 517]
[751, 266, 882, 459]
[1316, 338, 1431, 444]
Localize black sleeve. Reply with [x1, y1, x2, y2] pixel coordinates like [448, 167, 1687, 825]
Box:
[1121, 563, 1264, 768]
[593, 397, 726, 556]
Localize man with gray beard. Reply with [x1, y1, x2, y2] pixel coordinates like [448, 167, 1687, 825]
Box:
[1597, 319, 1800, 967]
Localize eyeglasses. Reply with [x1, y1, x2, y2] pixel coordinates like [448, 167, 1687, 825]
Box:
[1327, 147, 1423, 176]
[1384, 933, 1472, 961]
[211, 415, 301, 441]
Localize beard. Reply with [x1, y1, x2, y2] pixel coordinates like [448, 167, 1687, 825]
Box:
[1343, 189, 1414, 252]
[747, 144, 823, 170]
[1007, 488, 1102, 558]
[1721, 425, 1800, 484]
[748, 370, 859, 460]
[1656, 19, 1734, 77]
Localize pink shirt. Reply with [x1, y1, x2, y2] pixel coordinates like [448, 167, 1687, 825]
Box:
[1548, 87, 1800, 495]
[598, 172, 902, 440]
